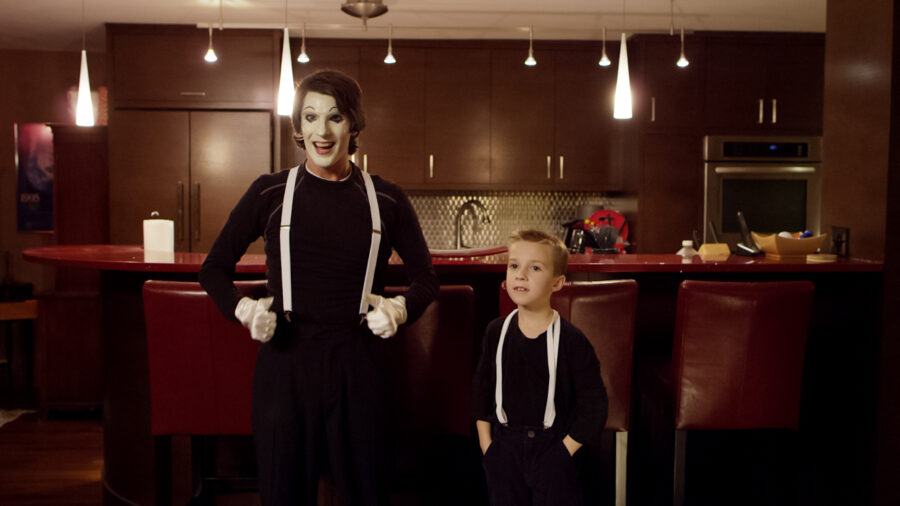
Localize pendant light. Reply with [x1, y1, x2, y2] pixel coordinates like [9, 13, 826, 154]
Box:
[676, 27, 690, 68]
[598, 26, 611, 67]
[297, 24, 310, 63]
[204, 26, 218, 62]
[75, 0, 94, 126]
[204, 0, 222, 63]
[613, 0, 632, 119]
[276, 0, 294, 116]
[341, 0, 388, 31]
[384, 24, 396, 64]
[524, 26, 537, 66]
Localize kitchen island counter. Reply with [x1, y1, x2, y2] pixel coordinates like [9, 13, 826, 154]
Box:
[23, 244, 883, 274]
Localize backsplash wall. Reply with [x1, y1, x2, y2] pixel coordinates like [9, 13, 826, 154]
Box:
[407, 191, 638, 250]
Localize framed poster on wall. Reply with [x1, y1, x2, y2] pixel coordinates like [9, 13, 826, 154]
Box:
[15, 123, 54, 232]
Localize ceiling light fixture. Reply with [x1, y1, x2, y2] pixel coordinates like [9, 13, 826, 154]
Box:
[676, 26, 690, 67]
[297, 24, 310, 63]
[669, 0, 675, 36]
[524, 26, 537, 66]
[613, 0, 632, 119]
[276, 0, 294, 116]
[598, 26, 611, 67]
[341, 0, 388, 31]
[204, 26, 218, 62]
[75, 0, 94, 126]
[384, 24, 396, 64]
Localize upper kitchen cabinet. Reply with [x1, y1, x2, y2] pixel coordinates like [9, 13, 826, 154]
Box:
[703, 33, 824, 134]
[631, 34, 705, 130]
[357, 45, 426, 185]
[553, 49, 621, 189]
[490, 46, 620, 190]
[109, 110, 271, 253]
[108, 24, 277, 109]
[424, 47, 492, 186]
[490, 48, 556, 186]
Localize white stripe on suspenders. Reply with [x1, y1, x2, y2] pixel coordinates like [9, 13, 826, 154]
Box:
[495, 309, 561, 429]
[279, 165, 381, 321]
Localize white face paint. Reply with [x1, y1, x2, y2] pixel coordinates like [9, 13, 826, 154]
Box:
[300, 91, 352, 177]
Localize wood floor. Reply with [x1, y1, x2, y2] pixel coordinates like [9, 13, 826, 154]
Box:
[0, 413, 103, 505]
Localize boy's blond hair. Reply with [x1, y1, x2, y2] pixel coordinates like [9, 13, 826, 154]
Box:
[508, 229, 569, 277]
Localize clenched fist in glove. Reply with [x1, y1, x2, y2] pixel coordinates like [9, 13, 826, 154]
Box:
[364, 294, 407, 338]
[234, 296, 277, 342]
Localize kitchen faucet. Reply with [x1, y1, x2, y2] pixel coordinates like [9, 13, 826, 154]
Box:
[455, 199, 491, 249]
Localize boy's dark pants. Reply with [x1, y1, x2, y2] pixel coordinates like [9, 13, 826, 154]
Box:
[482, 424, 584, 506]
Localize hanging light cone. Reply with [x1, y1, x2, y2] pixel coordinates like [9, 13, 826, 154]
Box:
[297, 25, 310, 63]
[75, 49, 94, 126]
[204, 26, 218, 62]
[524, 26, 537, 66]
[384, 25, 396, 64]
[277, 27, 294, 116]
[599, 26, 611, 66]
[613, 33, 632, 119]
[676, 27, 690, 68]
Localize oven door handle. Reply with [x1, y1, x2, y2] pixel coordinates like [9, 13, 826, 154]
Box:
[714, 166, 816, 174]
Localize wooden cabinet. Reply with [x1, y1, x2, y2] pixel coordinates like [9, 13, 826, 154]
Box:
[108, 24, 277, 109]
[490, 49, 556, 185]
[636, 133, 704, 253]
[109, 110, 271, 253]
[357, 45, 426, 185]
[490, 47, 620, 189]
[553, 49, 621, 189]
[703, 33, 824, 134]
[424, 48, 492, 185]
[632, 34, 705, 130]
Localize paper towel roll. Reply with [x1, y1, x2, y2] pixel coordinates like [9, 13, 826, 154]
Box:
[143, 218, 174, 253]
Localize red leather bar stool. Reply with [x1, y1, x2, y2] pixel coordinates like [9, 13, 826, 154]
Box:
[670, 280, 814, 506]
[143, 280, 265, 503]
[500, 279, 639, 506]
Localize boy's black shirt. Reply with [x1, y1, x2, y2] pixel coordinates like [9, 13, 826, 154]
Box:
[473, 313, 609, 447]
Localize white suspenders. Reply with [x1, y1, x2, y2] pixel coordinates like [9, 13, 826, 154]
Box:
[278, 165, 382, 322]
[495, 309, 561, 429]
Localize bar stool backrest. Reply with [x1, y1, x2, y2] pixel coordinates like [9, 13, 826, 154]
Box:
[500, 280, 639, 432]
[143, 280, 266, 435]
[673, 280, 814, 431]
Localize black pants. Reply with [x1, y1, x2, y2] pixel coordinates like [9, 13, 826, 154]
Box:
[482, 424, 583, 506]
[252, 319, 390, 506]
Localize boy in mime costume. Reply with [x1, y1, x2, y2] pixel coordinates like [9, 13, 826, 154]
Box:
[474, 230, 608, 506]
[200, 69, 439, 506]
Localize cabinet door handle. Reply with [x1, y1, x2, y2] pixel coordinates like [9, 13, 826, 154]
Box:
[559, 155, 565, 179]
[363, 153, 368, 172]
[176, 181, 184, 242]
[757, 99, 764, 124]
[428, 154, 434, 178]
[179, 91, 207, 97]
[546, 155, 552, 179]
[651, 97, 656, 122]
[771, 99, 777, 124]
[192, 182, 201, 242]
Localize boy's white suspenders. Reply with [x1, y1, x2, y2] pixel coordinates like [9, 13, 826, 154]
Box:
[495, 309, 561, 429]
[278, 166, 382, 322]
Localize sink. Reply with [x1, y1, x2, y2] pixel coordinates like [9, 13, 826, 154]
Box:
[429, 245, 508, 257]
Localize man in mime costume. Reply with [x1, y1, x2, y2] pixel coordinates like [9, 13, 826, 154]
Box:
[200, 69, 439, 506]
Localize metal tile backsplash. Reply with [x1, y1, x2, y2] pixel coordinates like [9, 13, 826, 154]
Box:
[407, 191, 637, 249]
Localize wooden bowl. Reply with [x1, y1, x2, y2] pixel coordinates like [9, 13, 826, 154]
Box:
[751, 232, 828, 260]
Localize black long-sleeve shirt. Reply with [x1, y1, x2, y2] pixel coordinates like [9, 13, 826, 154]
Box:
[199, 164, 439, 326]
[473, 313, 609, 447]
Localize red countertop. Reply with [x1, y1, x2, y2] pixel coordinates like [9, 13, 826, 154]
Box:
[23, 244, 883, 274]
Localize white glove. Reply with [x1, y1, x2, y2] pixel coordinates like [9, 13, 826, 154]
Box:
[234, 296, 277, 342]
[364, 294, 407, 338]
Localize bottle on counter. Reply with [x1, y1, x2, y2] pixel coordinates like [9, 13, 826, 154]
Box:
[676, 240, 698, 258]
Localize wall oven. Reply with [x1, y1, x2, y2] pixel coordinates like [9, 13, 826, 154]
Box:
[704, 135, 822, 248]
